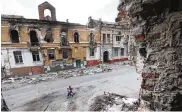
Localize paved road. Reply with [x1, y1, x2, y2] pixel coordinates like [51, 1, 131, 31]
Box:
[2, 65, 141, 111]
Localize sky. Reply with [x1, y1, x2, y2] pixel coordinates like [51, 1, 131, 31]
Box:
[0, 0, 119, 25]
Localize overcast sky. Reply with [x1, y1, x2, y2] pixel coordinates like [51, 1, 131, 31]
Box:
[0, 0, 119, 24]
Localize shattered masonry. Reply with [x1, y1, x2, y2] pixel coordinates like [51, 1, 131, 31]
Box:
[1, 1, 129, 77]
[116, 0, 182, 111]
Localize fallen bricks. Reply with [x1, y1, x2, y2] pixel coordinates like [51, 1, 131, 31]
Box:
[2, 61, 133, 91]
[89, 92, 140, 111]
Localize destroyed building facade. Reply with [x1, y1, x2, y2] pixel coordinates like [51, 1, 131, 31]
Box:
[1, 1, 129, 77]
[116, 0, 182, 110]
[87, 16, 128, 66]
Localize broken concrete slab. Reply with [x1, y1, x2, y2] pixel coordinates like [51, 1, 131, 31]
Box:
[89, 93, 140, 111]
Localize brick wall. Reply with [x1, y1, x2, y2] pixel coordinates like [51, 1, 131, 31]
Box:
[10, 66, 44, 76]
[108, 58, 128, 64]
[87, 60, 102, 66]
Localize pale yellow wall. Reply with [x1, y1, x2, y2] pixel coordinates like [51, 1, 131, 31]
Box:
[52, 25, 62, 42]
[19, 26, 29, 43]
[1, 21, 10, 42]
[71, 46, 86, 61]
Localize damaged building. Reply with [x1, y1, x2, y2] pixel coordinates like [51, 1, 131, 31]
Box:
[116, 0, 182, 111]
[1, 1, 129, 77]
[1, 1, 85, 76]
[87, 16, 128, 66]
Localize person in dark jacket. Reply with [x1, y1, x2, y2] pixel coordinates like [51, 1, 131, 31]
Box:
[67, 86, 73, 97]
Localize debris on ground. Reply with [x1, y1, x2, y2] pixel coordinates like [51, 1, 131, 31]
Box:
[89, 92, 140, 111]
[2, 61, 133, 91]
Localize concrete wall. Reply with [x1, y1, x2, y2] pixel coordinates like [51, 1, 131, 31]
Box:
[1, 49, 11, 70]
[2, 48, 44, 68]
[1, 48, 44, 76]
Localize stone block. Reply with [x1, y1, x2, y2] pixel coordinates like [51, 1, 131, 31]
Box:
[142, 73, 155, 79]
[140, 88, 153, 102]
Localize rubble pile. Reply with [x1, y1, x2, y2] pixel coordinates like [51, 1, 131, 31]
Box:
[89, 93, 140, 111]
[2, 61, 132, 91]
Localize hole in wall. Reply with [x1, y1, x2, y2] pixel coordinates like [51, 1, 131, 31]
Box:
[139, 48, 147, 58]
[10, 30, 19, 43]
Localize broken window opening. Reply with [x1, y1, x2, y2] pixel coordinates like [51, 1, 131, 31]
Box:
[48, 49, 55, 60]
[63, 50, 68, 59]
[32, 51, 40, 62]
[90, 48, 95, 56]
[90, 32, 94, 43]
[116, 36, 121, 41]
[103, 34, 106, 43]
[121, 48, 124, 56]
[74, 32, 79, 43]
[44, 29, 53, 43]
[61, 32, 68, 46]
[139, 48, 147, 58]
[10, 30, 19, 43]
[13, 51, 23, 64]
[44, 9, 52, 20]
[107, 34, 110, 43]
[30, 30, 39, 46]
[62, 37, 67, 46]
[47, 39, 51, 43]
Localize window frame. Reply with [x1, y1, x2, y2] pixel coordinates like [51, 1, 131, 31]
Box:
[90, 48, 95, 56]
[13, 51, 23, 64]
[90, 32, 94, 42]
[103, 33, 106, 43]
[114, 48, 119, 56]
[107, 34, 110, 43]
[48, 49, 55, 60]
[62, 50, 68, 59]
[32, 51, 40, 62]
[116, 36, 121, 41]
[120, 48, 124, 56]
[74, 32, 79, 43]
[10, 30, 20, 43]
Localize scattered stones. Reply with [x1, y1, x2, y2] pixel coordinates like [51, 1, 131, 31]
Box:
[89, 93, 140, 111]
[2, 61, 132, 91]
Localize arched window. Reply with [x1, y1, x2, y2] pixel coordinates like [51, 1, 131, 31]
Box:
[44, 9, 52, 20]
[38, 1, 56, 21]
[90, 32, 94, 43]
[44, 29, 53, 43]
[10, 30, 19, 43]
[61, 32, 67, 46]
[30, 30, 39, 46]
[74, 32, 79, 43]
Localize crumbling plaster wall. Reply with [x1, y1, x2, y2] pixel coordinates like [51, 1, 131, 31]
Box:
[117, 0, 182, 110]
[140, 12, 182, 111]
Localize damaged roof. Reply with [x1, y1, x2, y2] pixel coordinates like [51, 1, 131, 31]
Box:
[1, 14, 85, 26]
[87, 17, 118, 29]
